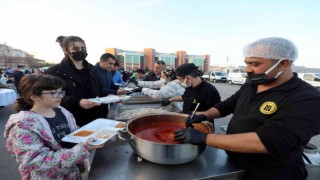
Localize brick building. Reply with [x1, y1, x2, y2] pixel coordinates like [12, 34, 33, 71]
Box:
[0, 44, 45, 68]
[105, 48, 210, 72]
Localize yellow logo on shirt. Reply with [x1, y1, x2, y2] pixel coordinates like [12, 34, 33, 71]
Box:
[260, 101, 277, 114]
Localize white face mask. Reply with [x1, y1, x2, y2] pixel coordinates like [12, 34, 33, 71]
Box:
[181, 78, 191, 88]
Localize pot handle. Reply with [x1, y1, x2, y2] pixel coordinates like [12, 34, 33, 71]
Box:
[117, 129, 130, 141]
[129, 137, 137, 151]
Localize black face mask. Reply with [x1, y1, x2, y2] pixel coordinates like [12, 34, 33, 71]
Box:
[247, 72, 278, 86]
[247, 59, 283, 86]
[69, 51, 88, 61]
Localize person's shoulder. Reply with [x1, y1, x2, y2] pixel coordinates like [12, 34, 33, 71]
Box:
[203, 80, 218, 90]
[147, 71, 156, 76]
[47, 63, 61, 74]
[296, 80, 320, 96]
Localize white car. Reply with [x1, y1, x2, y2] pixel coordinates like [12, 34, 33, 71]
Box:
[201, 71, 227, 83]
[297, 73, 320, 88]
[227, 73, 247, 85]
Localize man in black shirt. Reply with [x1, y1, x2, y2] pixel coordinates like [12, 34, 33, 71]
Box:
[174, 37, 320, 179]
[170, 63, 221, 125]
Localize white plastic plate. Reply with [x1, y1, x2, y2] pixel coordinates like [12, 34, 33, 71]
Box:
[62, 118, 125, 145]
[88, 95, 131, 104]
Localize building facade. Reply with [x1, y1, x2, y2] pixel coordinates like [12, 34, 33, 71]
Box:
[0, 44, 46, 68]
[106, 48, 210, 72]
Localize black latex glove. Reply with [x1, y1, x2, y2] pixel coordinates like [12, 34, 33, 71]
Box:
[185, 114, 207, 128]
[129, 77, 138, 86]
[174, 128, 207, 145]
[133, 87, 143, 92]
[161, 98, 171, 106]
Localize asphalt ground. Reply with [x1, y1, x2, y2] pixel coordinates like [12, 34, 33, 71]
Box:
[1, 82, 319, 179]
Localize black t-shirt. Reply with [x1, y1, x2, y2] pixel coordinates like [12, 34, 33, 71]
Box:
[44, 108, 73, 148]
[143, 71, 160, 81]
[215, 74, 320, 179]
[182, 80, 221, 113]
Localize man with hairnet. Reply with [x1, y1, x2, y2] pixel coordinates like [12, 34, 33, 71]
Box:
[174, 37, 320, 179]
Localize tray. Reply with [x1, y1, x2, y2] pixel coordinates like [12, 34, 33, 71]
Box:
[62, 118, 125, 145]
[114, 104, 178, 121]
[89, 95, 131, 104]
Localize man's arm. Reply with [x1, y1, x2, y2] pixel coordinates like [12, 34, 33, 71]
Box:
[206, 133, 268, 153]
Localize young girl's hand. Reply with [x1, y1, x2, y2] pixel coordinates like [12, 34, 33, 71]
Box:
[83, 138, 105, 152]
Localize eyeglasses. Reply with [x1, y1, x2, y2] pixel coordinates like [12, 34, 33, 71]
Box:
[41, 90, 66, 98]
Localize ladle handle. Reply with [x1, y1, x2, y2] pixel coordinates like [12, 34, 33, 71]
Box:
[190, 103, 200, 120]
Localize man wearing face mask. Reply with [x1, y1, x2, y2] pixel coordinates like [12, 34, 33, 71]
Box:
[174, 37, 320, 179]
[170, 63, 221, 125]
[47, 36, 108, 127]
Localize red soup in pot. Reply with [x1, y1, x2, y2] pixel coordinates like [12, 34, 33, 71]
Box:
[133, 121, 208, 144]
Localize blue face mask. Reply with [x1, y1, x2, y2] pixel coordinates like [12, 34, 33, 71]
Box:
[247, 59, 283, 86]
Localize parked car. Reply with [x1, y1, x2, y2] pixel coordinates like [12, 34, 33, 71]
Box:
[201, 71, 227, 83]
[227, 72, 247, 85]
[297, 73, 320, 88]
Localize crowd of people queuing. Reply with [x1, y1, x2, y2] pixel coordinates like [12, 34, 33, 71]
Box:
[2, 35, 320, 179]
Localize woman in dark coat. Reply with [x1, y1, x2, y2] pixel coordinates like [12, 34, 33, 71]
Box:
[47, 35, 108, 126]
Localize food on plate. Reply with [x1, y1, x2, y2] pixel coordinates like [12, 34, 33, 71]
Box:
[114, 122, 125, 128]
[118, 108, 170, 119]
[73, 130, 95, 137]
[96, 129, 115, 139]
[118, 95, 126, 98]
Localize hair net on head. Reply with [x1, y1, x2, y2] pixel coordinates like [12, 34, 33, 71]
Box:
[243, 37, 298, 61]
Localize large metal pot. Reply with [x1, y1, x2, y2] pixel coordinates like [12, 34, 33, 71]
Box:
[122, 113, 212, 165]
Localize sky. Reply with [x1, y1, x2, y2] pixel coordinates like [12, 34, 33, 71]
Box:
[1, 0, 320, 68]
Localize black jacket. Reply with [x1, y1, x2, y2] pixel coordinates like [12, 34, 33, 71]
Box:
[143, 71, 160, 81]
[14, 71, 24, 94]
[46, 58, 108, 126]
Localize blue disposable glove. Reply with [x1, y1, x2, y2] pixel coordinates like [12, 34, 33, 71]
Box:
[174, 128, 207, 145]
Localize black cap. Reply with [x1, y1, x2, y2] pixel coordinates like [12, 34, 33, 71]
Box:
[176, 63, 197, 77]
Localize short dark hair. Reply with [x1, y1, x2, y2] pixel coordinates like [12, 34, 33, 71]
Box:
[155, 60, 166, 66]
[176, 63, 202, 78]
[14, 75, 65, 112]
[100, 53, 116, 62]
[114, 61, 120, 67]
[135, 69, 145, 74]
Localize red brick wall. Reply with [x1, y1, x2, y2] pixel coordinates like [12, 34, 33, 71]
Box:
[204, 54, 210, 72]
[105, 48, 117, 57]
[176, 51, 186, 67]
[143, 48, 155, 72]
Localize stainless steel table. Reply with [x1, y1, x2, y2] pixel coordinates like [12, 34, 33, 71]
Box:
[88, 135, 246, 180]
[89, 103, 246, 180]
